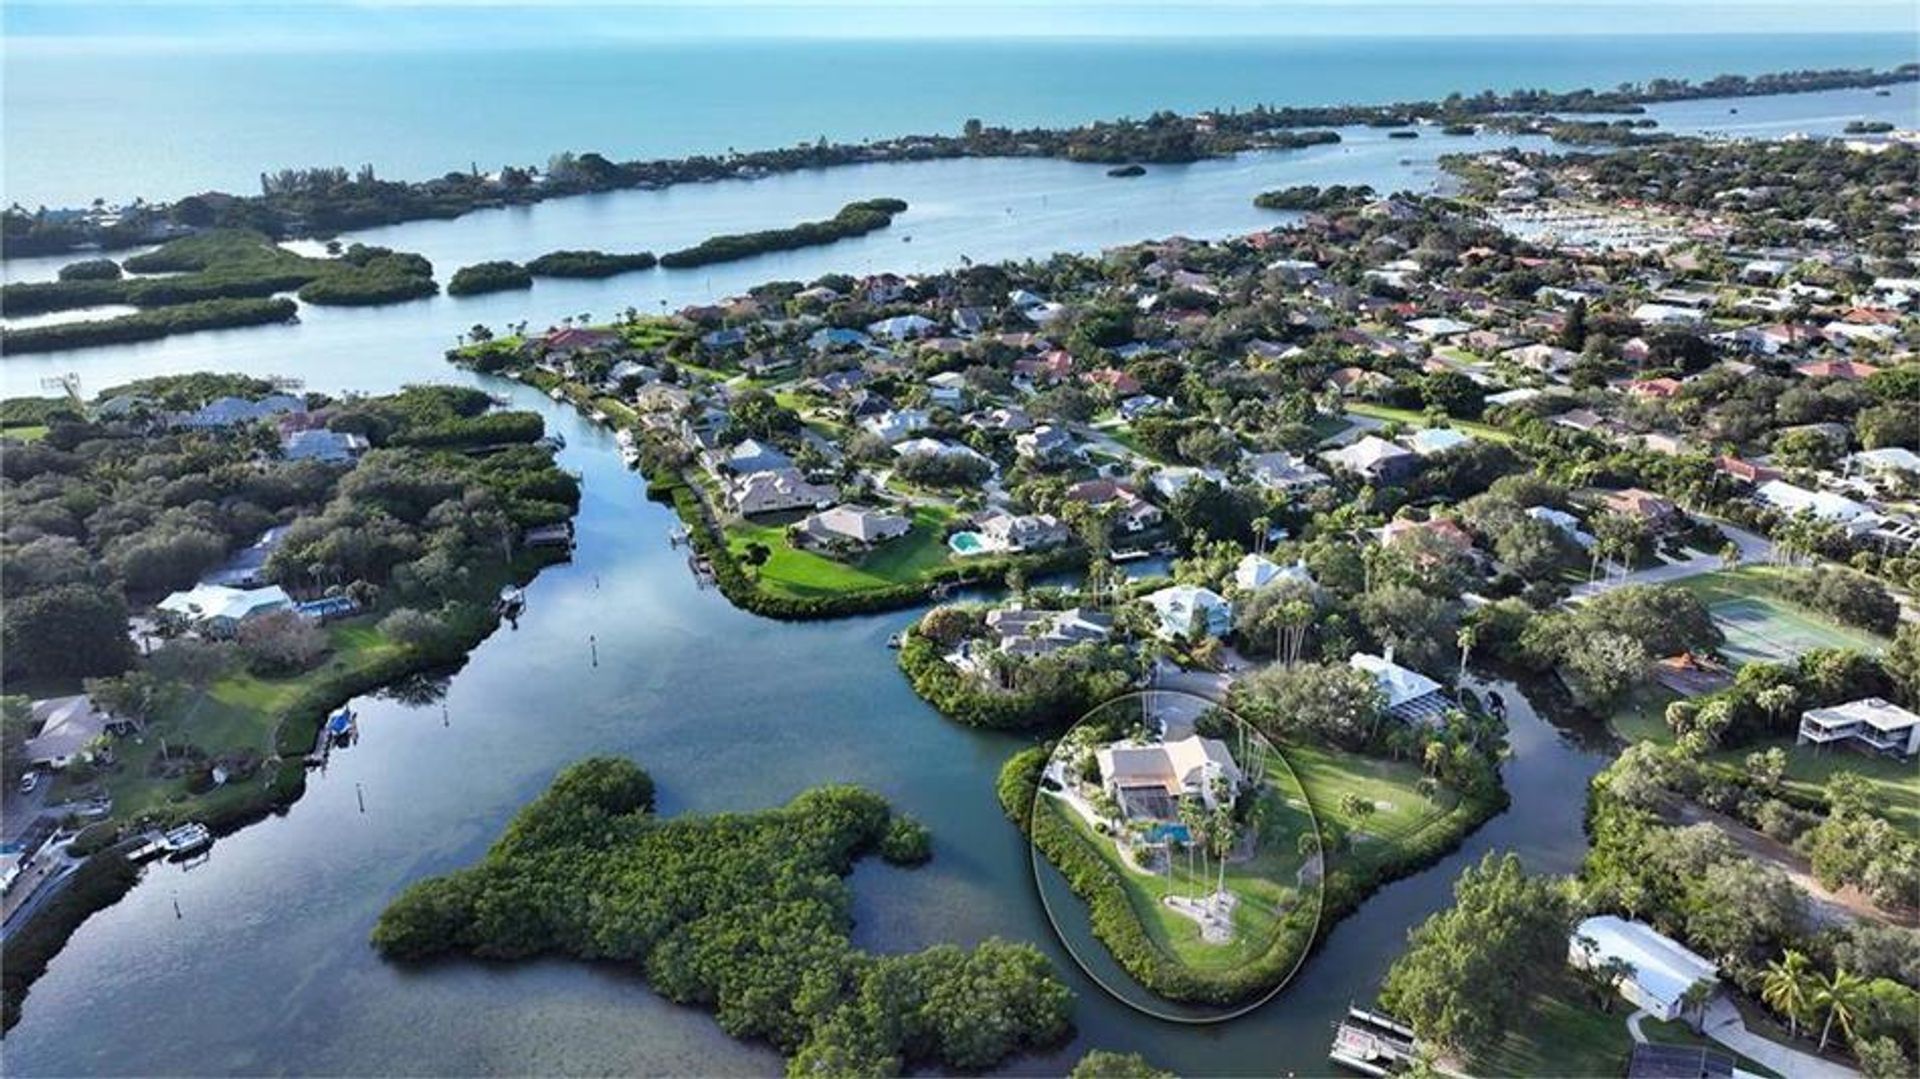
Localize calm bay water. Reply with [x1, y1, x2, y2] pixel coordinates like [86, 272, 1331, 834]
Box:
[4, 33, 1917, 208]
[0, 40, 1913, 1075]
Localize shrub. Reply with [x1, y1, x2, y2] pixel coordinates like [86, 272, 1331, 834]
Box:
[880, 815, 933, 865]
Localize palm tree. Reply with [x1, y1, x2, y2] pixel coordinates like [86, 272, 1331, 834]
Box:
[1455, 624, 1478, 697]
[1177, 797, 1206, 898]
[1678, 978, 1716, 1035]
[1720, 541, 1741, 572]
[1761, 950, 1815, 1040]
[1812, 967, 1866, 1053]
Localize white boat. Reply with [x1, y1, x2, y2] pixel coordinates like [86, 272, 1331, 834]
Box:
[159, 823, 212, 857]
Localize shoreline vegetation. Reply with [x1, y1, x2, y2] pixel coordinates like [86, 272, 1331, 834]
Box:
[371, 757, 1075, 1075]
[1, 296, 300, 355]
[5, 66, 1910, 259]
[0, 377, 581, 1030]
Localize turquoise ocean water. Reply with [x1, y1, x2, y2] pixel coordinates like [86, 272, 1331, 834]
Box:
[4, 33, 1917, 207]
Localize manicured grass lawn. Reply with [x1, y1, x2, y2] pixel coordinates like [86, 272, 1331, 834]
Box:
[3, 425, 49, 442]
[1283, 741, 1460, 873]
[1344, 401, 1516, 444]
[1473, 973, 1782, 1078]
[726, 504, 957, 599]
[77, 622, 401, 824]
[1671, 566, 1889, 667]
[1609, 684, 1919, 832]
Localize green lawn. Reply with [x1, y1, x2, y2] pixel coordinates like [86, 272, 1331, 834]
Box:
[1473, 973, 1782, 1078]
[74, 622, 401, 824]
[1671, 566, 1890, 667]
[726, 504, 957, 599]
[3, 425, 49, 442]
[1284, 741, 1461, 873]
[1609, 684, 1919, 832]
[1344, 402, 1516, 444]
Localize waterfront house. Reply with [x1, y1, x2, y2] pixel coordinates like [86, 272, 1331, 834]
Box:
[155, 583, 293, 637]
[978, 511, 1070, 553]
[1143, 584, 1233, 641]
[1064, 478, 1163, 533]
[1569, 916, 1717, 1023]
[172, 393, 307, 430]
[1096, 735, 1242, 819]
[728, 468, 836, 516]
[792, 505, 911, 551]
[1349, 651, 1451, 725]
[23, 695, 131, 771]
[1798, 698, 1920, 758]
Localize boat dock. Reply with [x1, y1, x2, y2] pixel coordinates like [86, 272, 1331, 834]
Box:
[1329, 1006, 1422, 1075]
[130, 822, 213, 863]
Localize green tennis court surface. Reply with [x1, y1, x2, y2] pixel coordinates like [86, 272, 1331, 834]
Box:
[1710, 595, 1886, 667]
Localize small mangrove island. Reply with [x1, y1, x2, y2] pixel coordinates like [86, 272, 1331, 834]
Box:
[657, 198, 910, 269]
[372, 757, 1074, 1075]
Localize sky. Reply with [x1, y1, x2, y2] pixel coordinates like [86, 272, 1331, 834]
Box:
[6, 1, 1919, 50]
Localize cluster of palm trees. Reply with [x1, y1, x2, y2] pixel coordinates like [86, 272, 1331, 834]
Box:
[1761, 949, 1867, 1054]
[1172, 781, 1240, 908]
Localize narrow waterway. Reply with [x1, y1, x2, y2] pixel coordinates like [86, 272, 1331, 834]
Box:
[5, 380, 1611, 1075]
[0, 82, 1903, 1074]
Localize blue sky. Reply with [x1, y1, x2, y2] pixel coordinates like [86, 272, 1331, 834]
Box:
[6, 1, 1919, 49]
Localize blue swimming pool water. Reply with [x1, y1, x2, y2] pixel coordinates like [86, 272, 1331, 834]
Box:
[948, 532, 986, 555]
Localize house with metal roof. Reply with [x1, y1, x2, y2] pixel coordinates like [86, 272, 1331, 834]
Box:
[1569, 915, 1718, 1022]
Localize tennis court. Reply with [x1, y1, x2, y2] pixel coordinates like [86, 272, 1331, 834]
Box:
[1710, 596, 1886, 667]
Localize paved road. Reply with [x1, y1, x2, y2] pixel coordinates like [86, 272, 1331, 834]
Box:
[1566, 521, 1773, 603]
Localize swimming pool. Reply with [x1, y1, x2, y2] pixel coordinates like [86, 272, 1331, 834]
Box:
[1146, 823, 1191, 844]
[948, 531, 986, 555]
